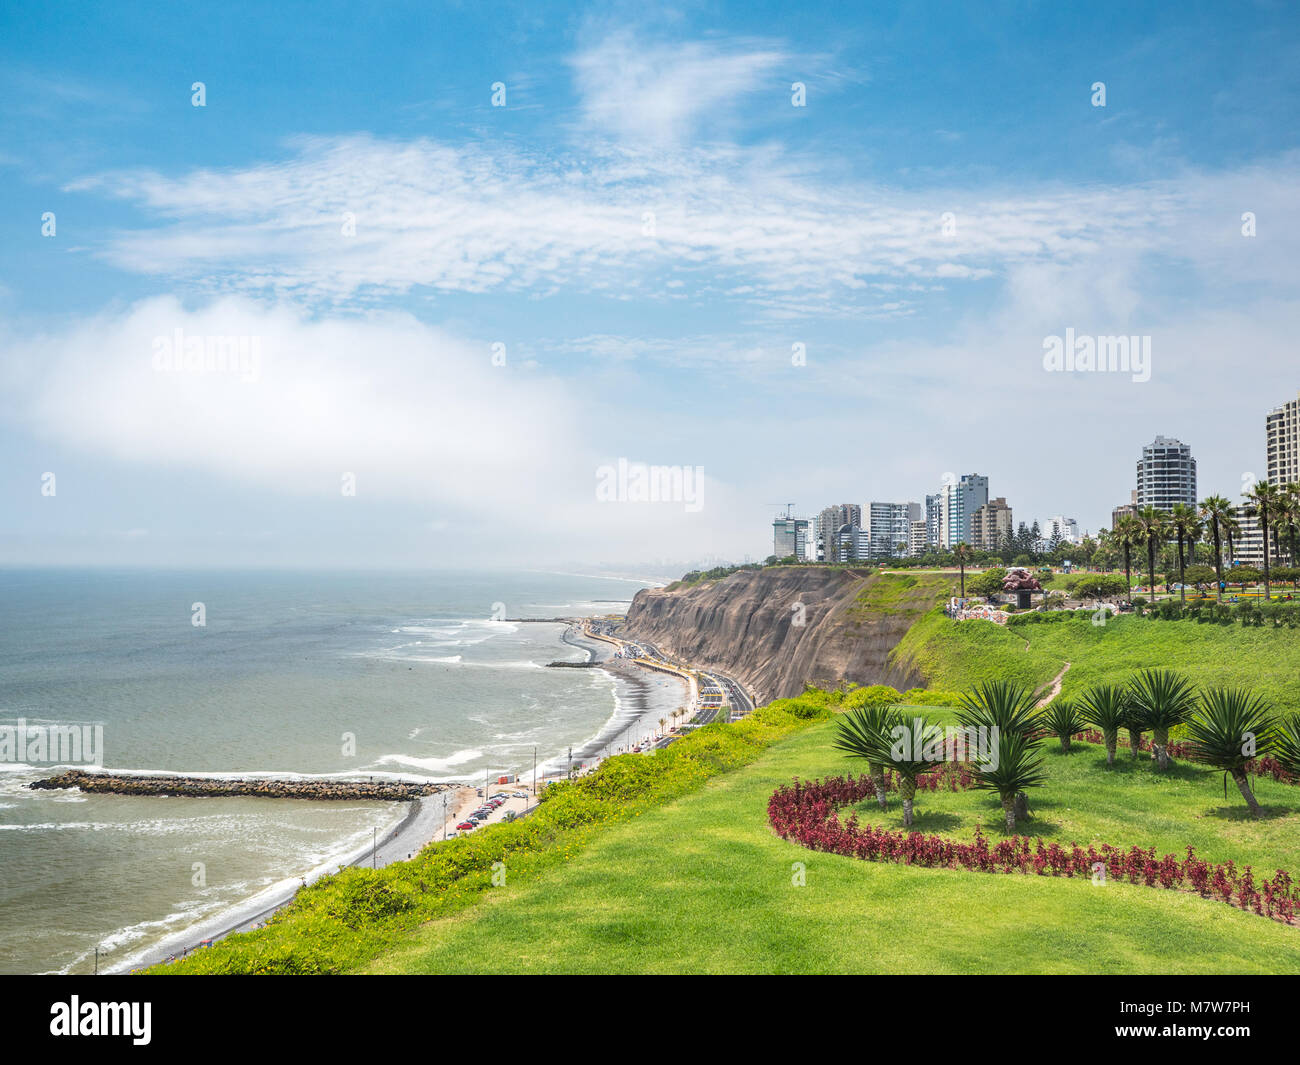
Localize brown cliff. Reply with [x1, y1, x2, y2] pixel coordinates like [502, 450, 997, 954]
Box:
[620, 567, 953, 705]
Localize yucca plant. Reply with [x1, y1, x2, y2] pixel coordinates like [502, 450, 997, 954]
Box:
[1127, 668, 1197, 770]
[1275, 713, 1300, 779]
[1042, 698, 1087, 752]
[831, 704, 900, 809]
[1079, 683, 1128, 767]
[1184, 688, 1276, 817]
[834, 709, 941, 827]
[956, 680, 1042, 738]
[972, 728, 1047, 833]
[1121, 703, 1146, 761]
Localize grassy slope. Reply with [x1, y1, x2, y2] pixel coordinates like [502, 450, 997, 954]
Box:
[367, 718, 1300, 974]
[895, 611, 1300, 711]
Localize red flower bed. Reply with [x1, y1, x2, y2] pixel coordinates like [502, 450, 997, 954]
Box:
[768, 774, 1299, 924]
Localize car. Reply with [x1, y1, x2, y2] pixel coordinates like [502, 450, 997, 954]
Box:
[456, 821, 475, 831]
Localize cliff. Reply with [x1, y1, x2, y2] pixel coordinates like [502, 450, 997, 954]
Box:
[620, 567, 954, 705]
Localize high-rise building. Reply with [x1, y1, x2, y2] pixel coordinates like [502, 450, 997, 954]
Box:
[1136, 436, 1197, 511]
[969, 497, 1013, 551]
[924, 493, 943, 547]
[867, 501, 921, 558]
[771, 516, 811, 561]
[817, 504, 862, 561]
[909, 519, 929, 558]
[1266, 391, 1300, 487]
[940, 474, 989, 547]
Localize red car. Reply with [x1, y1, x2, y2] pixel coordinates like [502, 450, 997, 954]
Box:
[456, 821, 476, 831]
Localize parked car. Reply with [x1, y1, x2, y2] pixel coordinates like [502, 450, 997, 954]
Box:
[456, 821, 475, 831]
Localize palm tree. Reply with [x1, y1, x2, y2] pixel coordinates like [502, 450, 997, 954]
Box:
[834, 710, 943, 826]
[954, 542, 971, 598]
[1276, 485, 1300, 569]
[1122, 700, 1146, 761]
[972, 729, 1047, 833]
[1170, 503, 1200, 602]
[658, 716, 667, 737]
[1080, 683, 1128, 767]
[1245, 480, 1281, 601]
[956, 680, 1042, 738]
[1127, 668, 1196, 770]
[1199, 495, 1235, 601]
[1043, 698, 1087, 752]
[1274, 713, 1300, 779]
[1184, 688, 1276, 817]
[1134, 506, 1168, 600]
[1113, 514, 1141, 604]
[831, 704, 900, 810]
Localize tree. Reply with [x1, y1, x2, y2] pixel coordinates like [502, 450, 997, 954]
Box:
[956, 680, 1042, 738]
[831, 704, 899, 810]
[1184, 688, 1276, 817]
[968, 567, 1007, 598]
[1127, 669, 1196, 770]
[953, 542, 972, 597]
[1042, 698, 1087, 752]
[833, 710, 944, 827]
[1274, 713, 1300, 779]
[973, 729, 1047, 833]
[1080, 683, 1128, 767]
[1245, 480, 1281, 600]
[1113, 515, 1141, 604]
[1135, 506, 1168, 597]
[1170, 503, 1201, 602]
[1199, 495, 1234, 601]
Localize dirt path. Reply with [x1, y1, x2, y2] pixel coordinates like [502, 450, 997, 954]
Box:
[1034, 661, 1071, 708]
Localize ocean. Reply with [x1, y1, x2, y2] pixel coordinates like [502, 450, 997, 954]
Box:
[0, 567, 682, 974]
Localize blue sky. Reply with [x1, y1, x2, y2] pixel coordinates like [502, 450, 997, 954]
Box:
[2, 1, 1299, 567]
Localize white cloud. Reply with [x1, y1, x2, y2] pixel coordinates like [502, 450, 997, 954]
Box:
[568, 32, 786, 145]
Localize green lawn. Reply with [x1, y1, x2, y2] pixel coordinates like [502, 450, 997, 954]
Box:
[896, 610, 1300, 712]
[366, 718, 1300, 975]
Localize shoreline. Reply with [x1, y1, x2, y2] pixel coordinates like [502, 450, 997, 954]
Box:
[114, 623, 691, 974]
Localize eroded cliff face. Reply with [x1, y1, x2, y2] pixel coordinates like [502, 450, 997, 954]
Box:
[620, 567, 952, 705]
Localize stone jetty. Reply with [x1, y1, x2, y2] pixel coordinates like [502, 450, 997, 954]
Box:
[28, 769, 457, 801]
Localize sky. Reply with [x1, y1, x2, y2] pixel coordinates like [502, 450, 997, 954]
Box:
[2, 0, 1299, 569]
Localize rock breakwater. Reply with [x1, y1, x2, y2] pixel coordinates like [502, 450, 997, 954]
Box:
[29, 769, 456, 801]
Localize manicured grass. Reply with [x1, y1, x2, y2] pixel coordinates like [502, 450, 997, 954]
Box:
[365, 719, 1300, 975]
[895, 610, 1300, 712]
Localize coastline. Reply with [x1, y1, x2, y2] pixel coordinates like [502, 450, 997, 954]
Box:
[115, 622, 692, 974]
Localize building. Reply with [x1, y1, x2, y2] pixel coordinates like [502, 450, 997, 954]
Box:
[817, 504, 862, 561]
[924, 493, 943, 547]
[1266, 391, 1300, 487]
[1044, 515, 1081, 545]
[771, 516, 811, 561]
[940, 474, 989, 548]
[909, 519, 929, 558]
[1111, 490, 1139, 530]
[867, 501, 921, 559]
[1232, 505, 1266, 568]
[969, 497, 1013, 551]
[1136, 436, 1197, 511]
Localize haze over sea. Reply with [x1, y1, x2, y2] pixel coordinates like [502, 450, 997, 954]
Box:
[0, 567, 677, 974]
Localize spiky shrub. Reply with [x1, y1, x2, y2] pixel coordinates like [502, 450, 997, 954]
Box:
[1127, 668, 1197, 770]
[833, 709, 941, 827]
[1275, 713, 1300, 779]
[956, 680, 1042, 738]
[1184, 688, 1276, 817]
[972, 728, 1047, 833]
[1042, 698, 1087, 752]
[831, 704, 900, 810]
[1079, 683, 1128, 767]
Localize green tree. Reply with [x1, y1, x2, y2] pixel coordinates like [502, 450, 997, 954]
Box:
[1245, 480, 1281, 600]
[1184, 688, 1276, 817]
[1080, 683, 1128, 767]
[1170, 503, 1201, 602]
[1199, 494, 1234, 601]
[831, 704, 899, 810]
[1127, 669, 1196, 770]
[972, 729, 1047, 833]
[1042, 698, 1087, 752]
[1135, 506, 1168, 598]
